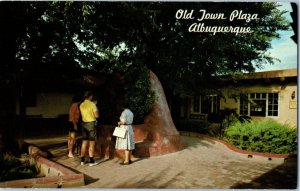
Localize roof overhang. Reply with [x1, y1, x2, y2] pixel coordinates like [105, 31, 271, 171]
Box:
[239, 69, 297, 80]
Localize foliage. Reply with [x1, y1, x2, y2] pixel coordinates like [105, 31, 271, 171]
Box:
[0, 153, 37, 181]
[208, 108, 251, 138]
[0, 1, 291, 152]
[97, 60, 155, 124]
[1, 1, 290, 105]
[224, 120, 297, 154]
[74, 2, 290, 97]
[124, 65, 156, 124]
[6, 2, 290, 96]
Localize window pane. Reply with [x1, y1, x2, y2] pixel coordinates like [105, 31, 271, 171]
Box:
[269, 93, 273, 98]
[250, 93, 255, 99]
[267, 93, 279, 117]
[212, 96, 217, 114]
[213, 96, 217, 102]
[240, 94, 249, 115]
[250, 100, 266, 117]
[193, 96, 199, 113]
[268, 105, 272, 111]
[201, 96, 210, 114]
[256, 93, 260, 99]
[262, 93, 266, 98]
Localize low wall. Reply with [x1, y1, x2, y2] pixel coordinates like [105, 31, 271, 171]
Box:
[180, 131, 290, 159]
[0, 156, 84, 188]
[95, 124, 187, 158]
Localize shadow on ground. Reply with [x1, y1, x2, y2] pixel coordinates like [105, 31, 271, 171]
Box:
[231, 156, 297, 189]
[110, 167, 184, 188]
[182, 136, 214, 149]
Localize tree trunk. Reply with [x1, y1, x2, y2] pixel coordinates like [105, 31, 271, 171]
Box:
[0, 2, 23, 156]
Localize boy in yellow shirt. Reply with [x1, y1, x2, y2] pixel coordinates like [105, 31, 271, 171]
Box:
[79, 91, 99, 166]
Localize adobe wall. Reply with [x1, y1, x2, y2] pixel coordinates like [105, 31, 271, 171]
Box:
[220, 83, 297, 128]
[16, 92, 73, 118]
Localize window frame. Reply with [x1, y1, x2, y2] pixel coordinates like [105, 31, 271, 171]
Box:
[239, 92, 279, 117]
[267, 93, 279, 117]
[192, 96, 200, 114]
[191, 95, 219, 114]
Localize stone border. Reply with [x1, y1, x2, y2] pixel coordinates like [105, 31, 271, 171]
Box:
[180, 131, 289, 159]
[0, 156, 84, 188]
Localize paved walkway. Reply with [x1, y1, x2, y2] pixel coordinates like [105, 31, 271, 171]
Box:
[25, 135, 297, 189]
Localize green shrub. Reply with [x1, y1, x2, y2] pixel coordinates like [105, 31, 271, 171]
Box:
[0, 153, 38, 181]
[124, 65, 155, 124]
[101, 60, 155, 124]
[208, 108, 245, 138]
[224, 120, 297, 154]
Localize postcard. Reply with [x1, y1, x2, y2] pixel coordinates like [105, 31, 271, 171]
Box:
[0, 1, 297, 189]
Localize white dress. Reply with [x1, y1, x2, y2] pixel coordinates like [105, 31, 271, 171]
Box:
[115, 109, 135, 150]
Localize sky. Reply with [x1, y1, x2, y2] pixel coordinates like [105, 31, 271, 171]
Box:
[257, 2, 298, 72]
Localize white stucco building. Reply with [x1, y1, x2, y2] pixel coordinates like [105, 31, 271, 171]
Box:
[183, 69, 297, 128]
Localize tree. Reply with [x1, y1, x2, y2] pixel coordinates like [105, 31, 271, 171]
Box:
[0, 2, 51, 155]
[0, 2, 289, 153]
[62, 2, 289, 96]
[13, 2, 289, 97]
[290, 3, 297, 44]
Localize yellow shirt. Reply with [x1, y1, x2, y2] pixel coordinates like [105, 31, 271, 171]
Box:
[80, 99, 98, 122]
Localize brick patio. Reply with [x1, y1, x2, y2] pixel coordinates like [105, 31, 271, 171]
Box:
[24, 134, 297, 189]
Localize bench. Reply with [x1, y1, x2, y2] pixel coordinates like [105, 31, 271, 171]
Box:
[189, 114, 208, 120]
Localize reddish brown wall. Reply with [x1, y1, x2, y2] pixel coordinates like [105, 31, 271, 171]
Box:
[95, 71, 186, 158]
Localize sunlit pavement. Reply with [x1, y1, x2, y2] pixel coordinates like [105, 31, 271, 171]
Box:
[25, 135, 297, 189]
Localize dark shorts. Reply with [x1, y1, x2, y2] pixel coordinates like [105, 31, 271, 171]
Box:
[81, 121, 97, 141]
[68, 122, 78, 133]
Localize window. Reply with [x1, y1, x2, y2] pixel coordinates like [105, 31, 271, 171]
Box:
[250, 100, 266, 117]
[210, 95, 219, 114]
[240, 93, 279, 117]
[201, 96, 210, 114]
[239, 94, 248, 115]
[193, 96, 200, 113]
[192, 95, 219, 114]
[268, 93, 278, 116]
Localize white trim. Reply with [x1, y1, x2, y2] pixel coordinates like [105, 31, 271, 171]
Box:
[240, 92, 280, 118]
[191, 95, 219, 115]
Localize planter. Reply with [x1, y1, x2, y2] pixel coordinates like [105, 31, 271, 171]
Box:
[180, 131, 290, 159]
[0, 156, 84, 188]
[94, 71, 188, 158]
[95, 124, 149, 158]
[96, 124, 187, 158]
